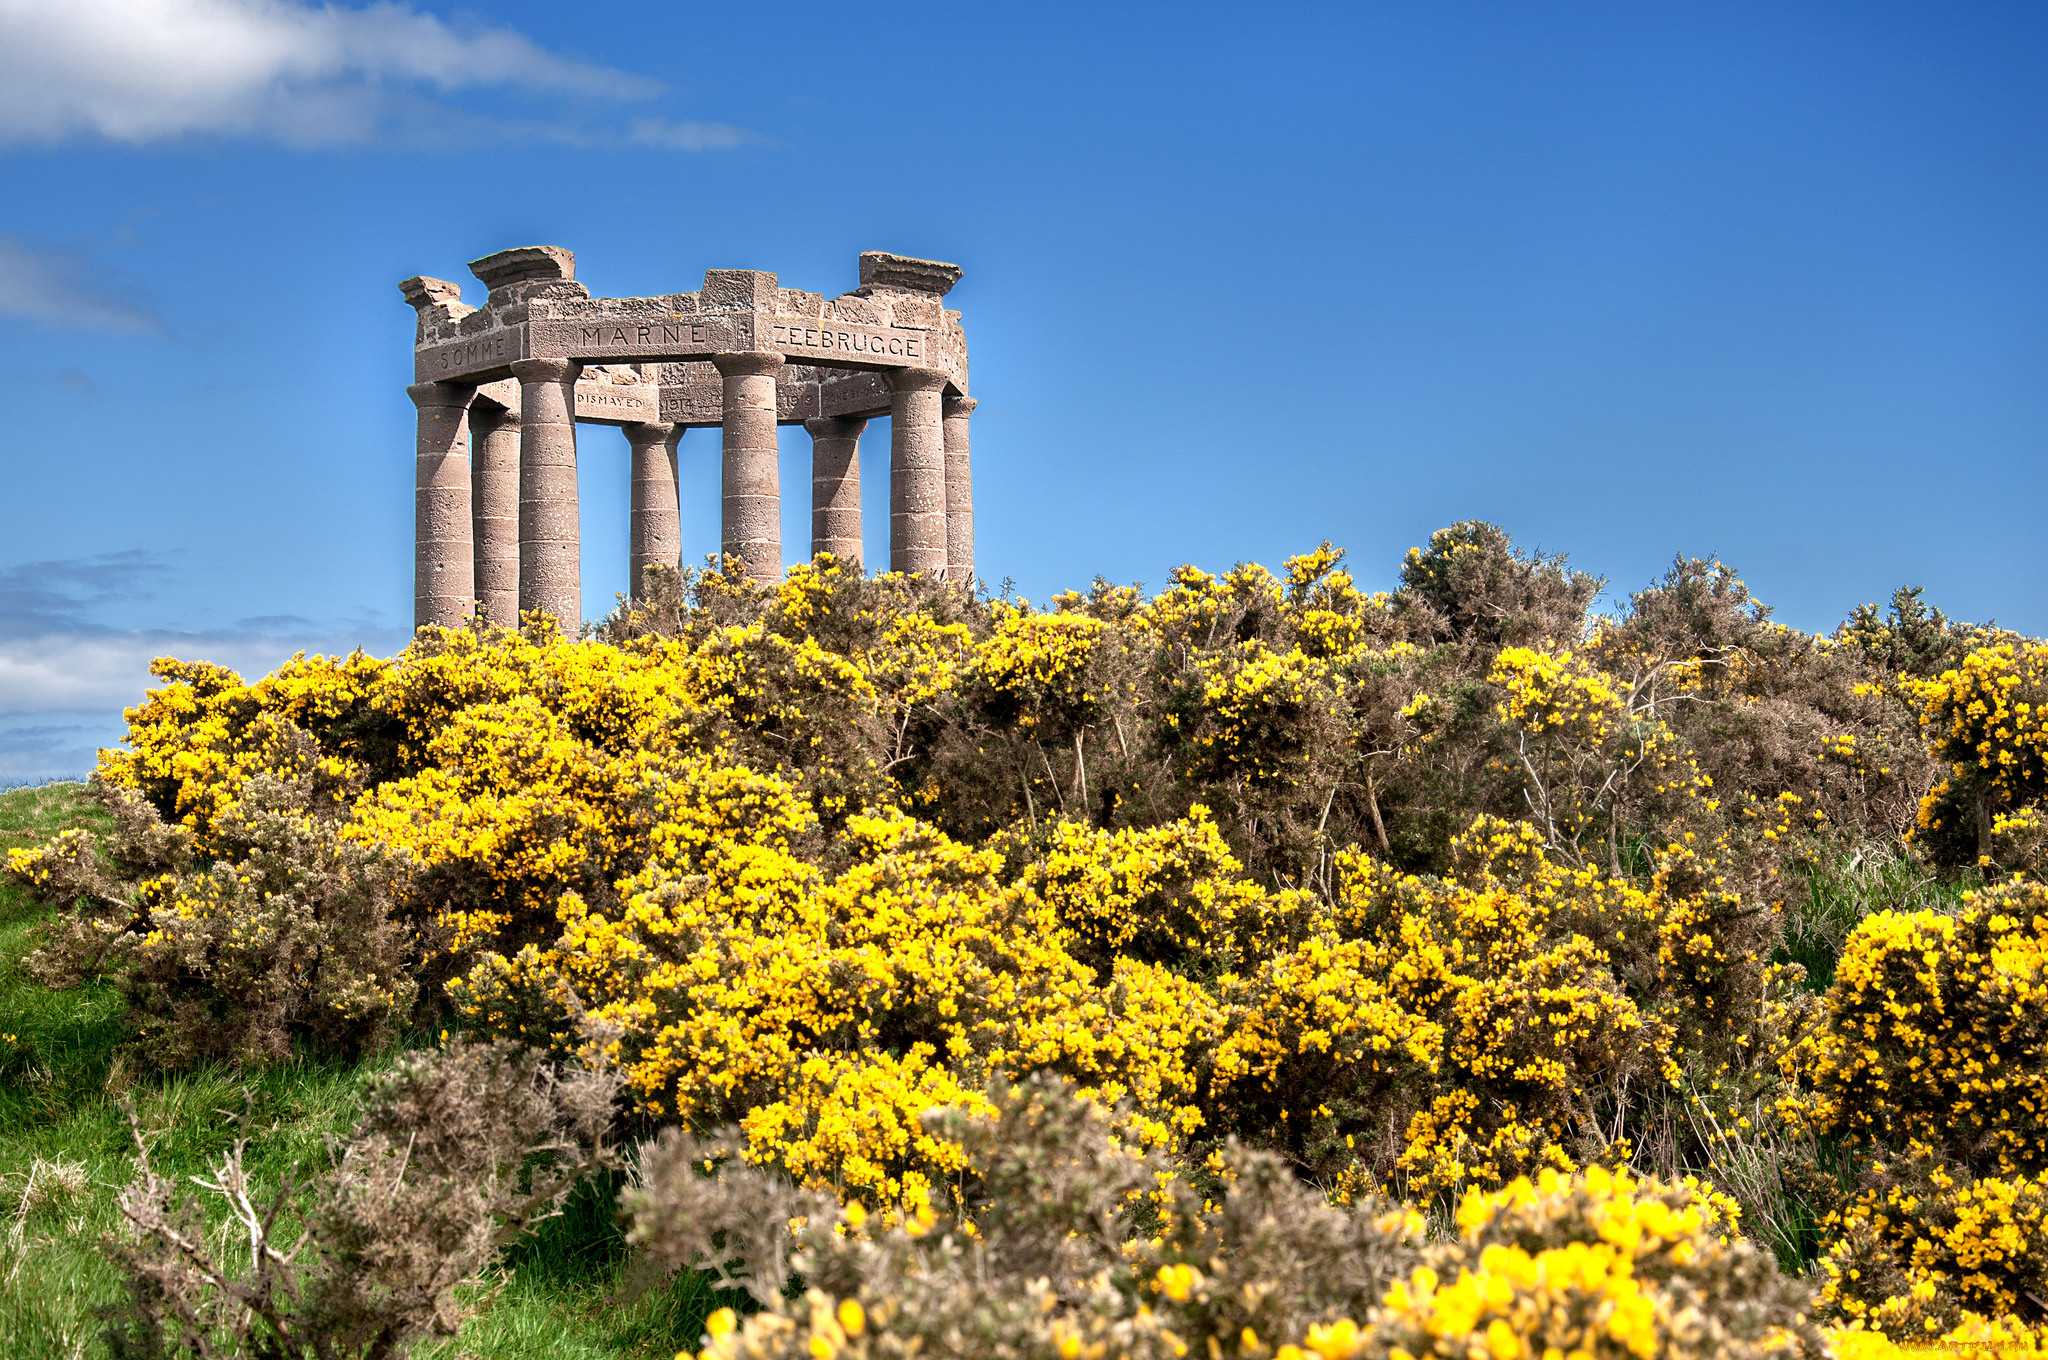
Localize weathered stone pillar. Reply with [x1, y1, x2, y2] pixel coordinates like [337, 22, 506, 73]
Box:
[943, 395, 975, 584]
[409, 380, 476, 629]
[469, 402, 520, 626]
[665, 427, 685, 567]
[888, 368, 949, 575]
[510, 357, 583, 627]
[626, 421, 681, 601]
[713, 351, 784, 584]
[805, 416, 865, 569]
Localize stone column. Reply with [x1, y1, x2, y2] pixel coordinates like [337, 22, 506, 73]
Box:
[943, 395, 976, 584]
[713, 351, 784, 584]
[408, 380, 476, 629]
[805, 416, 865, 569]
[665, 426, 686, 567]
[469, 402, 520, 626]
[510, 357, 583, 628]
[888, 368, 949, 576]
[626, 421, 681, 601]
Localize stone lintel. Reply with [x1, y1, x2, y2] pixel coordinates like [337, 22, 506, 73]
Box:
[657, 365, 899, 428]
[766, 316, 933, 369]
[818, 370, 894, 421]
[421, 307, 965, 391]
[573, 382, 660, 426]
[471, 245, 575, 289]
[415, 326, 526, 385]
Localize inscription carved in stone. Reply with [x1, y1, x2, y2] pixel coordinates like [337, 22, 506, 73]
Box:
[573, 384, 659, 424]
[417, 329, 522, 383]
[769, 320, 925, 364]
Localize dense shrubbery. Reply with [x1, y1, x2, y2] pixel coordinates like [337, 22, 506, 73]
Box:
[632, 1075, 1817, 1360]
[14, 524, 2048, 1356]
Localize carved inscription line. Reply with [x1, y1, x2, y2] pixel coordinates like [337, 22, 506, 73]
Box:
[578, 388, 655, 408]
[432, 331, 517, 375]
[772, 323, 921, 360]
[581, 322, 706, 347]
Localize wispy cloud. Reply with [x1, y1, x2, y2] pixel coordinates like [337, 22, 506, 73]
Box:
[625, 119, 760, 152]
[0, 713, 128, 788]
[0, 236, 165, 334]
[0, 551, 406, 730]
[0, 0, 731, 150]
[0, 551, 172, 625]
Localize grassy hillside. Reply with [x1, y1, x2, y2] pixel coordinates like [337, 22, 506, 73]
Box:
[0, 783, 713, 1360]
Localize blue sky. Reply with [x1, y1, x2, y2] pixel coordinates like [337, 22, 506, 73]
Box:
[1, 0, 2043, 783]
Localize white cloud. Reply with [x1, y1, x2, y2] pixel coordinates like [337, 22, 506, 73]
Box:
[0, 713, 128, 787]
[626, 118, 758, 152]
[0, 552, 405, 720]
[0, 235, 165, 333]
[0, 625, 407, 714]
[0, 0, 667, 147]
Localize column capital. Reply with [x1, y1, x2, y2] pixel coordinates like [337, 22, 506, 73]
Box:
[943, 394, 977, 416]
[857, 253, 962, 297]
[407, 381, 475, 410]
[887, 367, 950, 395]
[713, 350, 786, 378]
[471, 246, 575, 288]
[399, 276, 463, 311]
[804, 415, 868, 439]
[510, 357, 582, 385]
[623, 420, 677, 449]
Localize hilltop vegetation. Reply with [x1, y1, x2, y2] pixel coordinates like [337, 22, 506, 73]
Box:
[6, 523, 2047, 1359]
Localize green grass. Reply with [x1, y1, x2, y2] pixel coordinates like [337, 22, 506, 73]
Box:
[0, 783, 716, 1360]
[1777, 838, 1979, 991]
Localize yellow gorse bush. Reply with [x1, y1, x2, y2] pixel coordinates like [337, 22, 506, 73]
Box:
[1796, 881, 2048, 1178]
[37, 536, 2048, 1349]
[62, 563, 1802, 1213]
[1369, 1165, 1800, 1360]
[1906, 640, 2048, 865]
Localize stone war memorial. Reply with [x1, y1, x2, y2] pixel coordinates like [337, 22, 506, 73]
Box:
[400, 245, 975, 629]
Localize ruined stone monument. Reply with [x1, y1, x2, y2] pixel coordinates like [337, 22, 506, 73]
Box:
[400, 246, 974, 630]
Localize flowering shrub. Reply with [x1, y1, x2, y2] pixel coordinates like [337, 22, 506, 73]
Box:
[1907, 640, 2048, 867]
[460, 800, 1234, 1208]
[11, 773, 421, 1066]
[23, 526, 2048, 1345]
[630, 1076, 1433, 1360]
[629, 1081, 1823, 1360]
[1798, 880, 2048, 1177]
[1820, 1144, 2048, 1336]
[1789, 880, 2048, 1336]
[1368, 1165, 1818, 1360]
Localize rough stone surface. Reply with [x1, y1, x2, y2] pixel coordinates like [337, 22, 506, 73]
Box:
[888, 368, 949, 576]
[409, 381, 475, 629]
[469, 401, 521, 626]
[806, 417, 865, 567]
[702, 269, 779, 313]
[400, 276, 463, 310]
[943, 395, 976, 584]
[858, 252, 963, 296]
[512, 357, 583, 626]
[714, 351, 784, 584]
[626, 421, 680, 601]
[470, 246, 575, 289]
